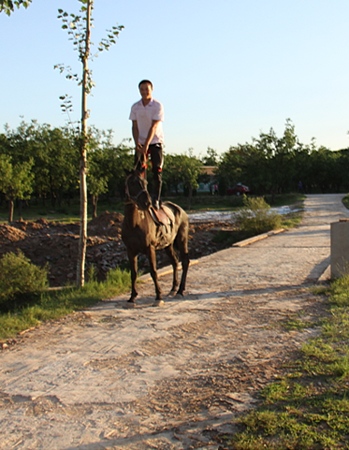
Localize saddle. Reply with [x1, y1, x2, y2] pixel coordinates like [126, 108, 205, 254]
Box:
[149, 204, 175, 228]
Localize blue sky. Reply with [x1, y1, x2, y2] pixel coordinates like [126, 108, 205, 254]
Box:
[1, 0, 349, 157]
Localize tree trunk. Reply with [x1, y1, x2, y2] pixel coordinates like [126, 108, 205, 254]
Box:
[8, 199, 14, 223]
[76, 0, 92, 288]
[187, 185, 193, 210]
[92, 194, 98, 219]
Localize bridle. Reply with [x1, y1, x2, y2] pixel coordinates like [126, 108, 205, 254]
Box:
[125, 172, 149, 206]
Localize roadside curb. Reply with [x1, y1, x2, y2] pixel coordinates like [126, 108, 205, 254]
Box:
[232, 228, 286, 247]
[318, 265, 331, 282]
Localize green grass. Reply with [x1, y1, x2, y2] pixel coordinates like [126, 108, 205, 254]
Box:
[283, 317, 315, 331]
[342, 194, 349, 210]
[280, 207, 303, 228]
[226, 275, 349, 449]
[0, 267, 130, 341]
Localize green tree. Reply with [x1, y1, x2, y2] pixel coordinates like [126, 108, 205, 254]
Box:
[202, 147, 219, 166]
[216, 119, 315, 196]
[163, 151, 201, 208]
[0, 133, 10, 154]
[0, 0, 31, 15]
[31, 125, 79, 206]
[336, 149, 349, 193]
[271, 119, 301, 193]
[308, 146, 336, 193]
[3, 121, 79, 206]
[88, 147, 109, 218]
[292, 141, 313, 193]
[57, 0, 123, 287]
[252, 120, 304, 195]
[162, 154, 182, 195]
[98, 140, 134, 199]
[199, 147, 219, 189]
[0, 154, 34, 222]
[216, 143, 257, 195]
[86, 130, 133, 214]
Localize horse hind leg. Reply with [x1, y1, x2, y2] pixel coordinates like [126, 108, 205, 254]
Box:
[147, 246, 163, 305]
[177, 252, 189, 296]
[175, 221, 190, 297]
[165, 244, 179, 295]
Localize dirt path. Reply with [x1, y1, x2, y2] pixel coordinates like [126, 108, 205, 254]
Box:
[0, 194, 348, 450]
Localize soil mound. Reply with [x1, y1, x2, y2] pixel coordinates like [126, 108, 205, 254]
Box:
[0, 212, 231, 287]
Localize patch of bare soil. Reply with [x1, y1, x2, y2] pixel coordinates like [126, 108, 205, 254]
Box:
[0, 212, 234, 287]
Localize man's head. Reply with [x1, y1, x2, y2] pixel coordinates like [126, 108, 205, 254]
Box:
[138, 79, 153, 89]
[138, 80, 153, 102]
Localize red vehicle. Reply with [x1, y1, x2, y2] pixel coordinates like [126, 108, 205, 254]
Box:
[226, 183, 250, 196]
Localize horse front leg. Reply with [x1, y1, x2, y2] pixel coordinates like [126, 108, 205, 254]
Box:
[147, 246, 163, 305]
[127, 251, 138, 303]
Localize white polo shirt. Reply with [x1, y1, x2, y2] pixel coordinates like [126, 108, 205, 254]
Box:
[129, 98, 164, 145]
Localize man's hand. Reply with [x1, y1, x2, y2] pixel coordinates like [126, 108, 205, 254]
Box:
[136, 143, 149, 155]
[136, 143, 145, 154]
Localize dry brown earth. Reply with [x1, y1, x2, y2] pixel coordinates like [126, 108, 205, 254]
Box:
[0, 194, 348, 449]
[0, 212, 233, 287]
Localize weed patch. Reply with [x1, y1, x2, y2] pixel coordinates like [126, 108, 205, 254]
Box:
[0, 267, 130, 341]
[229, 276, 349, 449]
[235, 196, 282, 235]
[0, 251, 48, 310]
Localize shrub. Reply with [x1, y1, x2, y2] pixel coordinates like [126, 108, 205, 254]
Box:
[235, 195, 282, 235]
[0, 251, 48, 307]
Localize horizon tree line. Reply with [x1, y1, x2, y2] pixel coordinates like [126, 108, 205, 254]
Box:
[0, 118, 349, 223]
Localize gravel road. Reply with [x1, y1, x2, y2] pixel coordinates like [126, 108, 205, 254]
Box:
[0, 194, 348, 450]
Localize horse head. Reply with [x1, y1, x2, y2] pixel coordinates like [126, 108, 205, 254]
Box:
[125, 168, 152, 210]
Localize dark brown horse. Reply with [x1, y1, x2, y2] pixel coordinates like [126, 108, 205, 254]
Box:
[122, 169, 190, 306]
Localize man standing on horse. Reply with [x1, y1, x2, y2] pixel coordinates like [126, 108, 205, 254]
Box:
[129, 80, 164, 210]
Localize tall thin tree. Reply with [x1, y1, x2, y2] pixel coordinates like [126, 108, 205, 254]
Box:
[56, 0, 123, 286]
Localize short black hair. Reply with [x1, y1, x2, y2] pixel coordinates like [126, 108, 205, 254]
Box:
[138, 79, 153, 89]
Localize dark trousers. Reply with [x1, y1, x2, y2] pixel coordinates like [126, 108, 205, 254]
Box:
[134, 143, 163, 202]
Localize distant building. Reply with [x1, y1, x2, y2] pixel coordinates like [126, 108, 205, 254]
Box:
[201, 166, 217, 176]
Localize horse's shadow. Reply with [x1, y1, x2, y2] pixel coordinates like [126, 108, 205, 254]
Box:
[109, 290, 200, 310]
[107, 279, 325, 311]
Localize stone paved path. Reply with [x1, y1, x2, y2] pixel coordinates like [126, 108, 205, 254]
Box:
[0, 194, 348, 450]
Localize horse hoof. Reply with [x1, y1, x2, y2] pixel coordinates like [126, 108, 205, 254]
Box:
[153, 300, 165, 307]
[125, 300, 136, 308]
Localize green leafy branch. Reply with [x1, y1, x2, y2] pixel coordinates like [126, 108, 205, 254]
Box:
[56, 3, 124, 98]
[0, 0, 32, 15]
